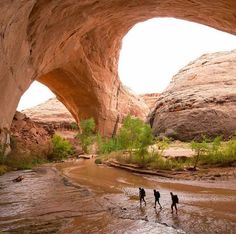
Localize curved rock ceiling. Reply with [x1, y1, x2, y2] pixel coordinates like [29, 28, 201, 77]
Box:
[0, 0, 236, 140]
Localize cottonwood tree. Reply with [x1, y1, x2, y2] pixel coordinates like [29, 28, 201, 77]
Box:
[76, 118, 96, 153]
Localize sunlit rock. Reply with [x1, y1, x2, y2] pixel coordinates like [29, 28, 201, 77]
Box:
[148, 50, 236, 140]
[22, 98, 75, 124]
[0, 0, 236, 143]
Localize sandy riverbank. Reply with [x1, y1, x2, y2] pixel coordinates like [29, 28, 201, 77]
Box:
[105, 159, 236, 182]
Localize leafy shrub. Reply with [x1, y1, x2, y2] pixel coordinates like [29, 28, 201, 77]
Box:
[98, 115, 154, 158]
[76, 118, 96, 153]
[155, 137, 170, 154]
[95, 158, 102, 164]
[135, 153, 183, 170]
[97, 136, 122, 154]
[190, 136, 236, 167]
[191, 137, 209, 169]
[48, 134, 74, 161]
[0, 137, 51, 173]
[0, 165, 7, 175]
[70, 122, 79, 130]
[200, 137, 236, 166]
[6, 151, 34, 170]
[117, 115, 153, 153]
[111, 150, 183, 171]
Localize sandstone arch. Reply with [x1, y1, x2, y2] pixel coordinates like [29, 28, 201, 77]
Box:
[38, 68, 101, 127]
[1, 0, 236, 144]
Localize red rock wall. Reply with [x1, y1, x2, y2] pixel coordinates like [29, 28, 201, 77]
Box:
[0, 0, 236, 143]
[10, 112, 53, 155]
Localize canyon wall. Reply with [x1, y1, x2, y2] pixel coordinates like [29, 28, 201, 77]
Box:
[148, 50, 236, 140]
[22, 98, 74, 124]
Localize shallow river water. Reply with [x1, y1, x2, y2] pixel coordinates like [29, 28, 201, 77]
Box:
[0, 159, 236, 233]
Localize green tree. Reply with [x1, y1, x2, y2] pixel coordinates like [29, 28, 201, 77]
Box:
[80, 118, 95, 135]
[191, 139, 209, 169]
[96, 115, 154, 158]
[97, 135, 121, 154]
[117, 115, 153, 157]
[76, 118, 96, 153]
[118, 116, 141, 149]
[136, 123, 153, 160]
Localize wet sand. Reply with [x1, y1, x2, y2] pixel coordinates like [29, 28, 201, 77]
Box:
[0, 159, 235, 233]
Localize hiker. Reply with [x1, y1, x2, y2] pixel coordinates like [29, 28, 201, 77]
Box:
[139, 187, 146, 206]
[153, 189, 162, 209]
[170, 192, 179, 213]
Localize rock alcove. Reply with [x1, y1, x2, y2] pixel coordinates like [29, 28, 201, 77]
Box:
[1, 0, 236, 145]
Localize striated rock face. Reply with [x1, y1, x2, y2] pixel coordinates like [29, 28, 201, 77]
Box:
[140, 93, 160, 111]
[0, 1, 236, 143]
[22, 94, 160, 124]
[148, 50, 236, 141]
[22, 98, 75, 124]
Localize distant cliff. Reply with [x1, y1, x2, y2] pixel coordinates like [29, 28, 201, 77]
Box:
[22, 98, 75, 124]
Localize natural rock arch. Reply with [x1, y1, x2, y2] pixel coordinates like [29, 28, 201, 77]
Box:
[1, 0, 236, 144]
[38, 69, 101, 127]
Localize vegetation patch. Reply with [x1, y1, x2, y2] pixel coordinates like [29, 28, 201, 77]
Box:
[76, 118, 96, 154]
[0, 133, 75, 175]
[0, 138, 51, 172]
[95, 116, 236, 170]
[70, 122, 79, 130]
[110, 152, 184, 171]
[94, 158, 102, 164]
[48, 134, 74, 161]
[0, 165, 7, 175]
[97, 115, 153, 155]
[191, 136, 236, 167]
[96, 116, 184, 171]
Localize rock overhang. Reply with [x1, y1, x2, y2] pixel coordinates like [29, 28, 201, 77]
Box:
[0, 0, 236, 141]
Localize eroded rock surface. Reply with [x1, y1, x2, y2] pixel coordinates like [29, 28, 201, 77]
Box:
[23, 94, 159, 128]
[10, 111, 53, 155]
[1, 1, 236, 141]
[148, 50, 236, 140]
[141, 93, 160, 111]
[22, 98, 75, 124]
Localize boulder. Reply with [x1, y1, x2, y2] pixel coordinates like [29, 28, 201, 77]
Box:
[10, 111, 52, 154]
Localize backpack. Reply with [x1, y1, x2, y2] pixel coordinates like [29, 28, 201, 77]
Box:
[141, 188, 146, 197]
[155, 191, 160, 199]
[173, 195, 179, 203]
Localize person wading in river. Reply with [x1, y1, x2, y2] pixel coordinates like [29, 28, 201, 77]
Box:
[153, 189, 162, 209]
[139, 187, 146, 206]
[170, 192, 179, 213]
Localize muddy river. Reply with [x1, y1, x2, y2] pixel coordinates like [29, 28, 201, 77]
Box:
[0, 159, 235, 233]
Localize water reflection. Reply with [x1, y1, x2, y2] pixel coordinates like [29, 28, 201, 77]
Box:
[0, 159, 235, 233]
